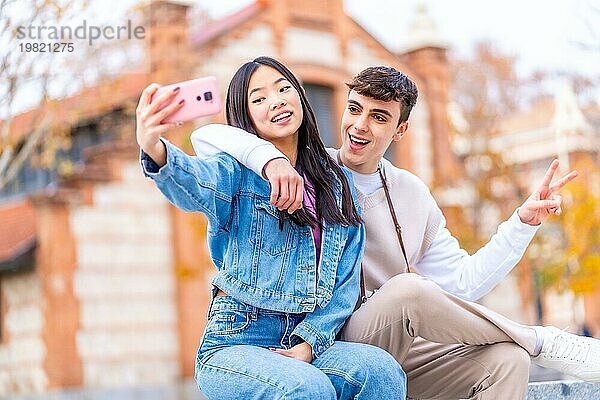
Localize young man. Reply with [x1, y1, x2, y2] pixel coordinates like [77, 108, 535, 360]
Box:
[190, 66, 600, 399]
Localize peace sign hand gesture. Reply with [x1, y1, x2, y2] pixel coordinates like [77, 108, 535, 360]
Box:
[517, 159, 578, 226]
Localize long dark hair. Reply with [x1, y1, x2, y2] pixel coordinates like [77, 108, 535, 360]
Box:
[226, 56, 361, 228]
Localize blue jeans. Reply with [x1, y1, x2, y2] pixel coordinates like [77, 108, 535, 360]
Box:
[195, 296, 406, 399]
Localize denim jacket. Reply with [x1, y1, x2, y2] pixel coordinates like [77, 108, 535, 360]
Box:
[140, 139, 365, 357]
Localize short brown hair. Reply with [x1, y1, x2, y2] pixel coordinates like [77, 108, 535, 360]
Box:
[346, 66, 418, 125]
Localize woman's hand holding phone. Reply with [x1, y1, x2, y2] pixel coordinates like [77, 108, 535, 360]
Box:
[135, 77, 222, 167]
[135, 83, 185, 167]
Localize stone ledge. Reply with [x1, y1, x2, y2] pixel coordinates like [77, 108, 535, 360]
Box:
[3, 381, 202, 400]
[5, 379, 600, 399]
[527, 380, 600, 399]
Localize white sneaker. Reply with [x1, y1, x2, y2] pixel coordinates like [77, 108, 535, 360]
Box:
[532, 326, 600, 382]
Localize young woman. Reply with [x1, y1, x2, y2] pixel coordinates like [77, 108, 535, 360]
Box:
[135, 56, 405, 400]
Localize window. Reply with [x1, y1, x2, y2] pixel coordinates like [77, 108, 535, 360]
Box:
[0, 119, 115, 202]
[0, 150, 53, 201]
[303, 84, 336, 147]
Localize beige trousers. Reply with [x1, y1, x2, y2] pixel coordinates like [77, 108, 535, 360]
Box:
[340, 273, 538, 400]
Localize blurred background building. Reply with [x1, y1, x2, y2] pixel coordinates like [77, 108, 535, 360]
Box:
[0, 0, 598, 396]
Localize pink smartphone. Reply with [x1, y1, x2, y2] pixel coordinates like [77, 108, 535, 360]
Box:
[154, 76, 222, 123]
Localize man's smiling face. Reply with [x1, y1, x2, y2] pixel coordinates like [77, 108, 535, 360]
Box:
[339, 90, 408, 174]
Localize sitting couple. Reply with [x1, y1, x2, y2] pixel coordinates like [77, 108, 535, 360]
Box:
[136, 56, 600, 399]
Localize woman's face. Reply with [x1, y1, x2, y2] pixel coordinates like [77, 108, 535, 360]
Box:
[247, 65, 303, 144]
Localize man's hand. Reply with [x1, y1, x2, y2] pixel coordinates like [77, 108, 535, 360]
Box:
[262, 158, 304, 214]
[270, 342, 313, 363]
[518, 159, 578, 226]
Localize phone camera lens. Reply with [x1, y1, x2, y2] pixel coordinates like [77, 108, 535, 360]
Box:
[196, 95, 202, 101]
[204, 91, 213, 101]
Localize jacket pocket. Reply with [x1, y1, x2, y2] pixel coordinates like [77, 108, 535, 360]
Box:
[249, 199, 295, 256]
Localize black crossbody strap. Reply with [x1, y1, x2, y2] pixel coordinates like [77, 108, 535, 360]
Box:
[378, 165, 411, 273]
[354, 263, 367, 311]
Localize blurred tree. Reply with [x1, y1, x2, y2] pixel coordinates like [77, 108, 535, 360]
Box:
[534, 157, 600, 295]
[572, 0, 600, 53]
[450, 40, 599, 326]
[450, 42, 584, 324]
[448, 42, 539, 324]
[449, 42, 528, 249]
[0, 0, 144, 195]
[0, 0, 95, 194]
